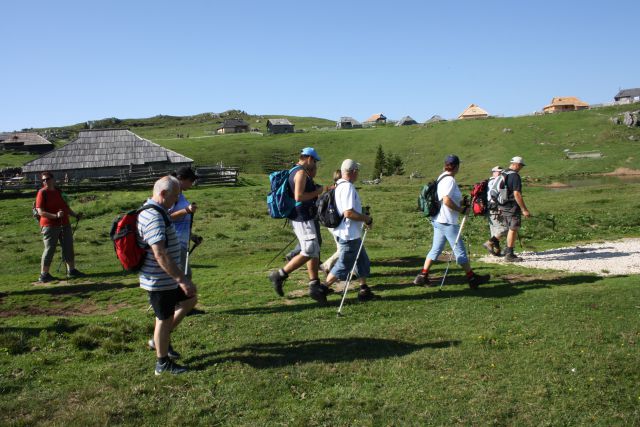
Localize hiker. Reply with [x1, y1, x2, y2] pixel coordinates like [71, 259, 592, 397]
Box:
[321, 159, 375, 303]
[319, 169, 344, 275]
[284, 162, 323, 263]
[138, 176, 197, 375]
[413, 155, 490, 289]
[500, 156, 531, 262]
[268, 147, 332, 302]
[35, 171, 84, 282]
[168, 166, 202, 278]
[482, 166, 508, 256]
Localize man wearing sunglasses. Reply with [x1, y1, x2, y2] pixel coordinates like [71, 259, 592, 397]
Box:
[35, 171, 84, 282]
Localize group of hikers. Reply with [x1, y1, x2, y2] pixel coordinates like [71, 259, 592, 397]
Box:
[33, 149, 530, 375]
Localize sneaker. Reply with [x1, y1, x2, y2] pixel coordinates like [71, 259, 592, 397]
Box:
[504, 252, 522, 263]
[357, 286, 376, 302]
[308, 280, 328, 305]
[39, 272, 57, 283]
[268, 270, 286, 296]
[148, 339, 181, 360]
[468, 273, 490, 289]
[154, 359, 187, 376]
[482, 240, 495, 256]
[67, 268, 85, 278]
[413, 273, 428, 286]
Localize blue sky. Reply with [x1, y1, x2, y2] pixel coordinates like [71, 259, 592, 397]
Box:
[1, 0, 638, 131]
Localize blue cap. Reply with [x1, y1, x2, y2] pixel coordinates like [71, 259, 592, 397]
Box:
[444, 154, 460, 166]
[300, 147, 321, 161]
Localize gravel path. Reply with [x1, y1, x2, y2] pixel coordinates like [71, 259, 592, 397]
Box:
[478, 238, 640, 276]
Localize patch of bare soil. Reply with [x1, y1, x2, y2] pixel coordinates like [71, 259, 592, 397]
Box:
[600, 167, 640, 176]
[0, 301, 129, 318]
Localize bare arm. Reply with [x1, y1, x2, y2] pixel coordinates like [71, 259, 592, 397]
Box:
[169, 203, 197, 221]
[343, 209, 372, 227]
[442, 195, 464, 212]
[513, 191, 531, 217]
[293, 169, 323, 202]
[150, 242, 196, 297]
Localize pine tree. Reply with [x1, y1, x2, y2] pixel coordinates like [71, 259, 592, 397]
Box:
[373, 145, 385, 179]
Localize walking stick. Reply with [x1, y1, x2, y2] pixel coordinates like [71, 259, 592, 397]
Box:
[439, 214, 468, 291]
[337, 227, 368, 317]
[265, 235, 298, 268]
[57, 216, 80, 273]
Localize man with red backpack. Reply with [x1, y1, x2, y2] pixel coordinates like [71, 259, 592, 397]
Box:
[35, 171, 84, 282]
[482, 166, 509, 257]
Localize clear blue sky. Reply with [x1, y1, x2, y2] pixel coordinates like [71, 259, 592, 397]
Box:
[1, 0, 638, 131]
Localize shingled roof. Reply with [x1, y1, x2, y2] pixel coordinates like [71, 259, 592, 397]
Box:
[266, 118, 293, 126]
[458, 104, 489, 119]
[0, 132, 53, 147]
[22, 129, 192, 173]
[614, 88, 640, 101]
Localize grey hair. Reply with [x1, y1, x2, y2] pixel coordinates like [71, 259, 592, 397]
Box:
[153, 175, 180, 196]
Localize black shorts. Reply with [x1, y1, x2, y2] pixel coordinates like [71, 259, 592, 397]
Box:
[501, 206, 522, 231]
[148, 287, 191, 320]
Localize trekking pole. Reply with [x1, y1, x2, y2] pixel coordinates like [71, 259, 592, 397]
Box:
[57, 216, 80, 273]
[265, 235, 298, 268]
[337, 227, 368, 317]
[439, 214, 468, 291]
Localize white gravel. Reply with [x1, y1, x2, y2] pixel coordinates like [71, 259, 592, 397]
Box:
[478, 238, 640, 276]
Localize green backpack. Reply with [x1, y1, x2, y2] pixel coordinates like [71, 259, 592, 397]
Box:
[418, 176, 445, 217]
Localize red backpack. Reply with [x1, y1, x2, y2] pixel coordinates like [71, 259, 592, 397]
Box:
[110, 205, 170, 271]
[470, 179, 489, 216]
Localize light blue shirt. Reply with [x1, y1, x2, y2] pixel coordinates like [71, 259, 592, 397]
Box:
[168, 192, 191, 250]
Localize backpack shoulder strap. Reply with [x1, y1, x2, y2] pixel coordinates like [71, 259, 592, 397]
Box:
[138, 204, 171, 226]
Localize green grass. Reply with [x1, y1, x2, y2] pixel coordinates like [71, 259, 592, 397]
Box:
[1, 107, 640, 425]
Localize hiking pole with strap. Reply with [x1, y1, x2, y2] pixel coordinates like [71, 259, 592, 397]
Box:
[57, 216, 80, 273]
[337, 226, 369, 317]
[439, 213, 468, 291]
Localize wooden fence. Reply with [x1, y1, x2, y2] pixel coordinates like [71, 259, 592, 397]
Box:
[0, 165, 239, 193]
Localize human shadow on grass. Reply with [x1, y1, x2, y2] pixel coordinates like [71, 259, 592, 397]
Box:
[11, 281, 138, 296]
[371, 256, 425, 268]
[185, 337, 460, 370]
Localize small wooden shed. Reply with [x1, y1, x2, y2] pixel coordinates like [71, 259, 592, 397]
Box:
[336, 117, 363, 129]
[614, 88, 640, 104]
[458, 104, 489, 120]
[0, 132, 54, 153]
[542, 97, 589, 113]
[216, 119, 250, 134]
[266, 118, 295, 134]
[22, 128, 192, 180]
[396, 116, 418, 126]
[364, 113, 387, 124]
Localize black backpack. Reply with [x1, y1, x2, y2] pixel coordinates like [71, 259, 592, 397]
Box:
[316, 182, 346, 228]
[418, 175, 445, 217]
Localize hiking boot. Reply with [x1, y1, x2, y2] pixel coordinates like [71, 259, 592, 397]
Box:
[413, 273, 428, 286]
[468, 273, 490, 289]
[482, 240, 495, 256]
[357, 286, 376, 302]
[268, 270, 287, 296]
[148, 339, 181, 360]
[308, 280, 328, 305]
[492, 241, 502, 256]
[504, 252, 522, 262]
[154, 359, 187, 376]
[39, 272, 57, 283]
[67, 268, 85, 278]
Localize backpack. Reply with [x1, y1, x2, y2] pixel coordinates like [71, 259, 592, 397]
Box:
[110, 204, 171, 272]
[316, 182, 346, 228]
[418, 175, 446, 217]
[488, 170, 515, 206]
[267, 165, 301, 219]
[470, 179, 489, 215]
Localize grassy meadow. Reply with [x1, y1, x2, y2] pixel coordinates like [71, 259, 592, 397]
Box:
[1, 106, 639, 425]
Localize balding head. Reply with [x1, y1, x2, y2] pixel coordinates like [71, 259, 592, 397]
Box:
[152, 175, 181, 208]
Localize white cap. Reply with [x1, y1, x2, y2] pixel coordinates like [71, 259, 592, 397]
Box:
[510, 156, 526, 166]
[341, 159, 361, 172]
[491, 165, 503, 172]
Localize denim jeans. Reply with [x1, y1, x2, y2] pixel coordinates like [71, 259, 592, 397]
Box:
[330, 237, 370, 280]
[427, 221, 468, 265]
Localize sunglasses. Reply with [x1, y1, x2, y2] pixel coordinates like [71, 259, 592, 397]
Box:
[41, 177, 51, 182]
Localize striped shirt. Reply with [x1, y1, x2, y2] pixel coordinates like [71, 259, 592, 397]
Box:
[137, 199, 181, 291]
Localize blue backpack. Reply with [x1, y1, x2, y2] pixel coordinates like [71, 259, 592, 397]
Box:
[267, 165, 301, 218]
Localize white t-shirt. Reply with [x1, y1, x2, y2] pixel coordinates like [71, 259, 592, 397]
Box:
[331, 179, 363, 241]
[434, 172, 462, 225]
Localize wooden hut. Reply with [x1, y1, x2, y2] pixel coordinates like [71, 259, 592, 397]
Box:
[458, 104, 489, 120]
[22, 128, 192, 180]
[216, 119, 250, 134]
[424, 115, 446, 124]
[396, 116, 418, 126]
[336, 117, 362, 129]
[614, 88, 640, 104]
[364, 113, 387, 124]
[0, 132, 54, 153]
[266, 118, 295, 134]
[542, 97, 589, 113]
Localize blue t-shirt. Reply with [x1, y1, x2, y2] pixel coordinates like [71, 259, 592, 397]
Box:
[168, 192, 191, 250]
[137, 199, 181, 291]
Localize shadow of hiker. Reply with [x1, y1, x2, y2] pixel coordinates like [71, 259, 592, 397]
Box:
[11, 281, 138, 296]
[371, 256, 425, 268]
[185, 337, 460, 370]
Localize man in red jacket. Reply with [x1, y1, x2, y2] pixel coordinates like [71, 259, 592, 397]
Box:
[35, 171, 84, 282]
